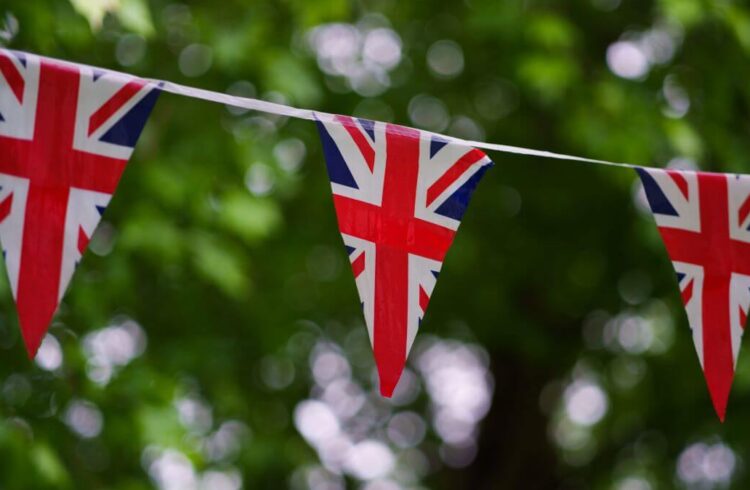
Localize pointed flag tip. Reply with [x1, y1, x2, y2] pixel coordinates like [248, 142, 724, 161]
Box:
[376, 363, 404, 399]
[379, 383, 395, 398]
[715, 405, 726, 423]
[17, 307, 56, 361]
[22, 331, 42, 360]
[707, 379, 731, 423]
[710, 392, 728, 423]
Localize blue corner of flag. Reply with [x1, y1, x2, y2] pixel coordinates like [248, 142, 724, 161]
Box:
[434, 164, 491, 221]
[315, 121, 359, 189]
[99, 87, 161, 148]
[635, 167, 679, 217]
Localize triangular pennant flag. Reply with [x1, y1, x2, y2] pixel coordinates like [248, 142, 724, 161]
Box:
[636, 167, 750, 421]
[0, 49, 160, 357]
[316, 114, 493, 396]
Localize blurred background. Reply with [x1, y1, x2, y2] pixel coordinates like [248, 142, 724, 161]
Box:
[1, 0, 750, 488]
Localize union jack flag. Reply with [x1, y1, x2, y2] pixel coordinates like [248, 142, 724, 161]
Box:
[637, 167, 750, 420]
[0, 49, 159, 356]
[316, 115, 493, 396]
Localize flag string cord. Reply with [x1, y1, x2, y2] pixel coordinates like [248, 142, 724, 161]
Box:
[14, 45, 648, 171]
[3, 48, 665, 171]
[157, 79, 641, 171]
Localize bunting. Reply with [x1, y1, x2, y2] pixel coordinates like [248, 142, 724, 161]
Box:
[637, 168, 750, 420]
[0, 49, 159, 356]
[316, 115, 492, 396]
[1, 49, 749, 418]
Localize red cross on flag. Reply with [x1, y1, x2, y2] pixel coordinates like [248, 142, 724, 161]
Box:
[637, 167, 750, 420]
[0, 49, 160, 357]
[316, 115, 493, 396]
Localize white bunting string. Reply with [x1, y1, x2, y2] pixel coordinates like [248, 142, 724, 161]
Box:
[15, 47, 646, 171]
[158, 78, 640, 170]
[157, 80, 318, 122]
[4, 48, 656, 170]
[15, 47, 644, 171]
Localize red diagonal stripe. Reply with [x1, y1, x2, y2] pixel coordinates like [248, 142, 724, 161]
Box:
[0, 54, 24, 103]
[0, 193, 13, 223]
[426, 148, 485, 206]
[668, 170, 689, 199]
[335, 115, 375, 172]
[88, 79, 145, 136]
[77, 226, 90, 256]
[351, 251, 365, 278]
[419, 286, 429, 313]
[681, 278, 694, 305]
[740, 306, 747, 330]
[739, 195, 750, 229]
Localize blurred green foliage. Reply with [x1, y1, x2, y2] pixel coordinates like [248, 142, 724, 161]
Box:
[1, 0, 750, 488]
